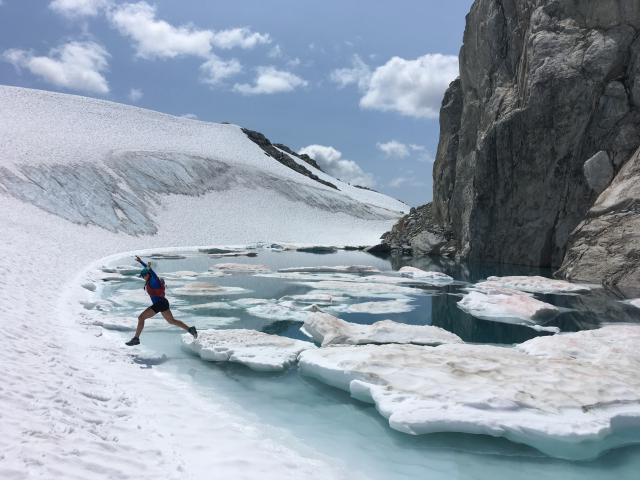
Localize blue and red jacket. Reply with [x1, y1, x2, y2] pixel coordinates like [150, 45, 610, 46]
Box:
[138, 259, 166, 303]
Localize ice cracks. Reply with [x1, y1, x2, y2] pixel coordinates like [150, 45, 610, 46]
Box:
[298, 325, 640, 461]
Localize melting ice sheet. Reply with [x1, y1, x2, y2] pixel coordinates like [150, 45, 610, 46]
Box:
[91, 249, 640, 479]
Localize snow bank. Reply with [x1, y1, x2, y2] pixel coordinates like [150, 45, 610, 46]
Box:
[480, 276, 592, 294]
[457, 284, 561, 332]
[298, 325, 640, 460]
[183, 329, 316, 371]
[0, 85, 405, 478]
[302, 311, 462, 347]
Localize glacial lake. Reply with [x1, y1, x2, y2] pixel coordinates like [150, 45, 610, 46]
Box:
[94, 248, 640, 480]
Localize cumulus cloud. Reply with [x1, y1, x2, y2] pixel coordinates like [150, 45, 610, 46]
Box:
[298, 144, 375, 187]
[331, 53, 458, 119]
[200, 55, 242, 85]
[49, 0, 109, 17]
[330, 54, 371, 90]
[377, 140, 409, 159]
[377, 140, 434, 162]
[3, 41, 110, 94]
[108, 2, 271, 61]
[109, 2, 213, 59]
[128, 87, 143, 102]
[210, 27, 270, 50]
[233, 66, 307, 95]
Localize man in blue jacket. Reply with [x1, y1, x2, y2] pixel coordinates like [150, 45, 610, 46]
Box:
[125, 255, 198, 346]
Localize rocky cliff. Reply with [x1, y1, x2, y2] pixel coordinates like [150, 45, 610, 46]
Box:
[385, 0, 640, 288]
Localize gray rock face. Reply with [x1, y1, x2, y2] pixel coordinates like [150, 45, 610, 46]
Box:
[430, 0, 640, 268]
[380, 203, 455, 256]
[558, 146, 640, 291]
[583, 151, 614, 194]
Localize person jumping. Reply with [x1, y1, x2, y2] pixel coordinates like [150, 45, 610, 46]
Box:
[125, 255, 198, 346]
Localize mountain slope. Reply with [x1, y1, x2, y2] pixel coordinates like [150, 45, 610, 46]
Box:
[0, 85, 406, 241]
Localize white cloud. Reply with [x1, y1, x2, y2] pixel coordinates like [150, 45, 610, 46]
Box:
[200, 55, 242, 85]
[330, 54, 371, 90]
[128, 87, 143, 102]
[211, 27, 270, 50]
[109, 2, 213, 59]
[233, 66, 307, 95]
[3, 41, 110, 94]
[377, 140, 409, 159]
[298, 144, 375, 188]
[49, 0, 109, 17]
[332, 53, 458, 119]
[180, 113, 198, 119]
[268, 44, 283, 59]
[376, 140, 434, 163]
[108, 3, 270, 60]
[361, 54, 458, 118]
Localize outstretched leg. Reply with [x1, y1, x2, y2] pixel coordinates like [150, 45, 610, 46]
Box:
[161, 309, 189, 330]
[136, 307, 157, 337]
[161, 309, 197, 338]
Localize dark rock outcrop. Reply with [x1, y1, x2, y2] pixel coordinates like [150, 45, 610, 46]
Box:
[242, 128, 338, 190]
[384, 0, 640, 287]
[380, 203, 455, 256]
[273, 143, 324, 172]
[558, 145, 640, 290]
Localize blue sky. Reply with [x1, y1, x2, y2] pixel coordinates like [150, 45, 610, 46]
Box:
[0, 0, 472, 206]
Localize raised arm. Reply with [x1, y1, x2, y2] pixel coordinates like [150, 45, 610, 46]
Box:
[135, 255, 148, 267]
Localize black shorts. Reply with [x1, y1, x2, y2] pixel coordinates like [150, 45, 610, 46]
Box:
[150, 298, 170, 313]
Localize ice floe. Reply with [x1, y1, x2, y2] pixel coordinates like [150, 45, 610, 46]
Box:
[279, 292, 349, 306]
[457, 285, 561, 332]
[182, 329, 316, 371]
[209, 263, 270, 273]
[181, 301, 235, 312]
[148, 253, 187, 260]
[172, 282, 249, 297]
[479, 276, 592, 294]
[299, 280, 424, 299]
[246, 300, 314, 322]
[398, 267, 454, 285]
[328, 298, 415, 315]
[278, 265, 380, 274]
[298, 325, 640, 460]
[101, 265, 141, 276]
[162, 270, 200, 280]
[302, 311, 462, 347]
